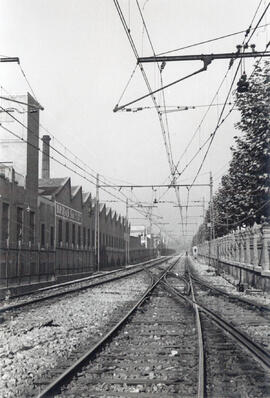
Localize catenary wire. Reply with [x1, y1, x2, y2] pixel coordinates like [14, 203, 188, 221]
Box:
[156, 23, 269, 56]
[0, 123, 171, 233]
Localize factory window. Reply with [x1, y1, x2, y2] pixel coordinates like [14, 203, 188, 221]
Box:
[41, 224, 45, 247]
[50, 226, 54, 248]
[2, 203, 9, 243]
[58, 219, 62, 245]
[78, 226, 81, 247]
[66, 222, 69, 246]
[87, 229, 90, 247]
[29, 211, 35, 244]
[72, 223, 75, 245]
[16, 207, 23, 242]
[83, 227, 86, 247]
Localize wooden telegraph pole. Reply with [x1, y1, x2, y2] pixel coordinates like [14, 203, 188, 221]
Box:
[95, 173, 100, 271]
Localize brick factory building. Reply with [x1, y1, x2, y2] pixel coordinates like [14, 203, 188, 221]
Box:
[0, 92, 153, 294]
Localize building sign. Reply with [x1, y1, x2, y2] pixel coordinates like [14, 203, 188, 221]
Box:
[55, 202, 82, 224]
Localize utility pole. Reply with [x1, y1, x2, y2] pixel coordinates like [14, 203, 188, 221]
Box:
[149, 207, 153, 258]
[209, 172, 214, 265]
[125, 198, 129, 265]
[210, 172, 215, 240]
[95, 173, 100, 271]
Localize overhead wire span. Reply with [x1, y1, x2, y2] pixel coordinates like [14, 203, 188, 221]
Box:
[155, 0, 270, 240]
[113, 0, 173, 176]
[136, 0, 176, 177]
[0, 104, 164, 224]
[18, 64, 38, 101]
[1, 114, 170, 235]
[114, 64, 209, 112]
[174, 71, 231, 177]
[114, 63, 138, 109]
[0, 84, 149, 207]
[159, 0, 270, 192]
[135, 0, 185, 233]
[1, 120, 169, 230]
[120, 102, 233, 113]
[113, 0, 186, 235]
[156, 23, 269, 56]
[188, 2, 270, 189]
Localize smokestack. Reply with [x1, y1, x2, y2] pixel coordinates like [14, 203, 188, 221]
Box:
[41, 135, 51, 179]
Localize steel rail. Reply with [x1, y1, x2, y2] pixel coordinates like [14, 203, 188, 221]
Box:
[162, 264, 205, 398]
[0, 257, 169, 315]
[9, 257, 165, 299]
[165, 271, 191, 295]
[148, 259, 204, 398]
[162, 278, 270, 371]
[36, 257, 180, 398]
[190, 272, 270, 312]
[186, 255, 270, 311]
[187, 276, 205, 398]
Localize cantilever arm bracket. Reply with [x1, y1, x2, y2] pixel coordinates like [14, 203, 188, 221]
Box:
[203, 56, 213, 70]
[113, 62, 210, 113]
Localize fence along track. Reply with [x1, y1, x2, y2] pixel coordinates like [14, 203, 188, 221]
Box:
[0, 257, 169, 315]
[11, 257, 163, 299]
[189, 269, 270, 312]
[36, 257, 180, 398]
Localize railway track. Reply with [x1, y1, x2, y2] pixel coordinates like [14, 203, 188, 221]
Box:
[35, 254, 203, 397]
[1, 257, 177, 398]
[165, 256, 270, 397]
[35, 254, 270, 397]
[184, 256, 270, 353]
[4, 254, 269, 397]
[0, 257, 170, 315]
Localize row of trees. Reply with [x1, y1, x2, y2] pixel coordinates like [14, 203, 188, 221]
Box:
[192, 61, 270, 246]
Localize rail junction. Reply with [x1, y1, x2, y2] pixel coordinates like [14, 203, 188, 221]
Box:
[10, 254, 266, 398]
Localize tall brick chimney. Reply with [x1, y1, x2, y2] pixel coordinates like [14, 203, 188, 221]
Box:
[41, 135, 51, 179]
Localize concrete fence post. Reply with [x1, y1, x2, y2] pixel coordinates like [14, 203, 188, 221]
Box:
[235, 232, 240, 262]
[214, 239, 217, 259]
[231, 232, 235, 261]
[223, 236, 226, 260]
[220, 237, 224, 259]
[225, 235, 228, 260]
[228, 233, 233, 260]
[261, 223, 270, 271]
[239, 232, 245, 263]
[244, 229, 251, 265]
[251, 224, 259, 267]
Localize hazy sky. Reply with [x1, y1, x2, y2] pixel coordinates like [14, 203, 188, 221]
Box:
[0, 0, 269, 245]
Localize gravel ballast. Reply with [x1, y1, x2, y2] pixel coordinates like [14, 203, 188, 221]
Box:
[190, 256, 270, 307]
[189, 256, 270, 351]
[0, 273, 150, 398]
